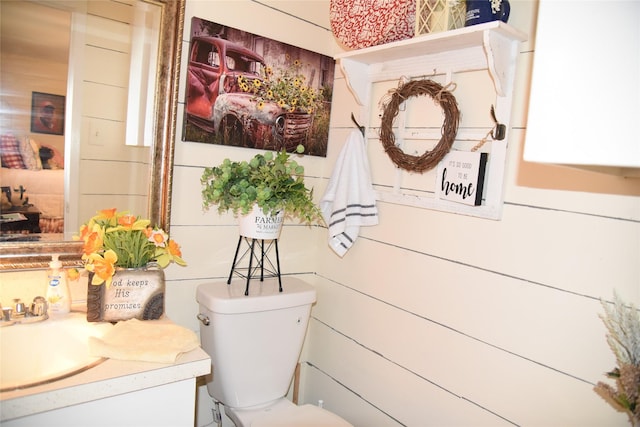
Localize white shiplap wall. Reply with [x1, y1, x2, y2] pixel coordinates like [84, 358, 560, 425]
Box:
[73, 1, 150, 230]
[0, 2, 68, 157]
[0, 0, 150, 235]
[165, 1, 639, 426]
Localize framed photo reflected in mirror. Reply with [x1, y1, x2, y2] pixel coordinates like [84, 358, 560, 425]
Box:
[30, 91, 65, 136]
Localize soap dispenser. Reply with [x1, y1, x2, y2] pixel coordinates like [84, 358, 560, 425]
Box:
[46, 254, 71, 317]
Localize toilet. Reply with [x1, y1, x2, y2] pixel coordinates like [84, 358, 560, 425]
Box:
[196, 277, 353, 427]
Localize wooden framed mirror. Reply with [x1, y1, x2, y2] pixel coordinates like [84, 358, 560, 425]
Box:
[0, 0, 185, 270]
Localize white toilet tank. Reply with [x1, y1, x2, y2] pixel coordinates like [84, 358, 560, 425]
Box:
[196, 277, 316, 409]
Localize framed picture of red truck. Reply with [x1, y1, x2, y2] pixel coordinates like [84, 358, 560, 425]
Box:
[182, 17, 335, 157]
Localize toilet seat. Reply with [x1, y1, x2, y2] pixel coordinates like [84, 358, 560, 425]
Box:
[252, 403, 352, 427]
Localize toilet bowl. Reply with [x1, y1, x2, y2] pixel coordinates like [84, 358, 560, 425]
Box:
[226, 398, 352, 427]
[196, 277, 352, 427]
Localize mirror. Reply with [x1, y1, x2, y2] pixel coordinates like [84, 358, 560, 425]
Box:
[0, 0, 185, 270]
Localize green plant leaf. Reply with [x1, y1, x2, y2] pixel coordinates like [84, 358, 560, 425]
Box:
[201, 149, 324, 225]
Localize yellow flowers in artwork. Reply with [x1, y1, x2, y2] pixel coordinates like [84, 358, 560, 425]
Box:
[237, 58, 324, 114]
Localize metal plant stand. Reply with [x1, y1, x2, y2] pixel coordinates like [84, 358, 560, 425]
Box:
[227, 237, 282, 296]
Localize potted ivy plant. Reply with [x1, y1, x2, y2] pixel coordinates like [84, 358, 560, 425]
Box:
[201, 148, 324, 239]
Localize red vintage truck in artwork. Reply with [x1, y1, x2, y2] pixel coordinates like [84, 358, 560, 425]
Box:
[185, 36, 313, 150]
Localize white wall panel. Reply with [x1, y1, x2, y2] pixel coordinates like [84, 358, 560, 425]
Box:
[306, 318, 518, 426]
[163, 1, 640, 426]
[301, 366, 400, 427]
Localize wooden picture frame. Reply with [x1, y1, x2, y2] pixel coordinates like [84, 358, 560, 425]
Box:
[30, 91, 65, 135]
[182, 17, 335, 157]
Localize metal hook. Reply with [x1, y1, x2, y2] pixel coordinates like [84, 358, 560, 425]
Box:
[351, 112, 365, 137]
[490, 105, 506, 140]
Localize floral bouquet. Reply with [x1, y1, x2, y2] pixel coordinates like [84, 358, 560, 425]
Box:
[75, 208, 186, 287]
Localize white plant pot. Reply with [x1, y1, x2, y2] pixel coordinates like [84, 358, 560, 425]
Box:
[238, 204, 284, 240]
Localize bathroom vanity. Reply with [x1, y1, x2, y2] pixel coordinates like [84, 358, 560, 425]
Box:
[0, 344, 210, 426]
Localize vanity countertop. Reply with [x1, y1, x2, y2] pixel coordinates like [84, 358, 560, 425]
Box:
[0, 332, 211, 422]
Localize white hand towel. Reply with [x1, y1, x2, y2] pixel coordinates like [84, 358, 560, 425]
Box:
[89, 318, 200, 364]
[321, 130, 378, 257]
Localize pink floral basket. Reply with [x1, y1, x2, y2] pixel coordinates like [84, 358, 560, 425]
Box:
[330, 0, 416, 49]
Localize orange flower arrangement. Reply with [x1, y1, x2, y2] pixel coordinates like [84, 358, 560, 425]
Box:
[75, 208, 186, 287]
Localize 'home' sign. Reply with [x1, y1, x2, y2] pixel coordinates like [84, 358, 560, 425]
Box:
[436, 151, 488, 206]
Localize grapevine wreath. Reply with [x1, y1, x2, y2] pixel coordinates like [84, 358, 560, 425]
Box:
[379, 79, 460, 173]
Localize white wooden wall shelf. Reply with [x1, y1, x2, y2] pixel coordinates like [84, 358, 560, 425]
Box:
[335, 21, 527, 220]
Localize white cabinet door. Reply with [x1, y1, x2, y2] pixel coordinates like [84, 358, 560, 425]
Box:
[524, 0, 640, 173]
[3, 379, 196, 427]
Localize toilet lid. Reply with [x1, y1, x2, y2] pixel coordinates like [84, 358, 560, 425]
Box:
[252, 404, 352, 427]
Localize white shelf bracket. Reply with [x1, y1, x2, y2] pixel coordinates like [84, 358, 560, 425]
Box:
[339, 58, 369, 106]
[483, 29, 518, 97]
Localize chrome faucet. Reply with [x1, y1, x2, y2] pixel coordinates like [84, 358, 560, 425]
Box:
[2, 306, 12, 322]
[30, 296, 47, 317]
[0, 297, 48, 325]
[13, 298, 26, 317]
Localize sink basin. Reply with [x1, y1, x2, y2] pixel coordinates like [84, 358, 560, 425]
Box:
[0, 312, 113, 392]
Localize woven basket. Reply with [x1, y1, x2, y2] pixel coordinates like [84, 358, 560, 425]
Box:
[330, 0, 416, 49]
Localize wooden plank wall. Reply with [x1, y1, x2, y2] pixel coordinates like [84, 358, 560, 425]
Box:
[297, 1, 639, 425]
[76, 1, 149, 223]
[0, 2, 68, 155]
[164, 1, 639, 426]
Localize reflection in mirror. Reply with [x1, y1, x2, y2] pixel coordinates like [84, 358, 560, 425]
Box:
[0, 0, 185, 270]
